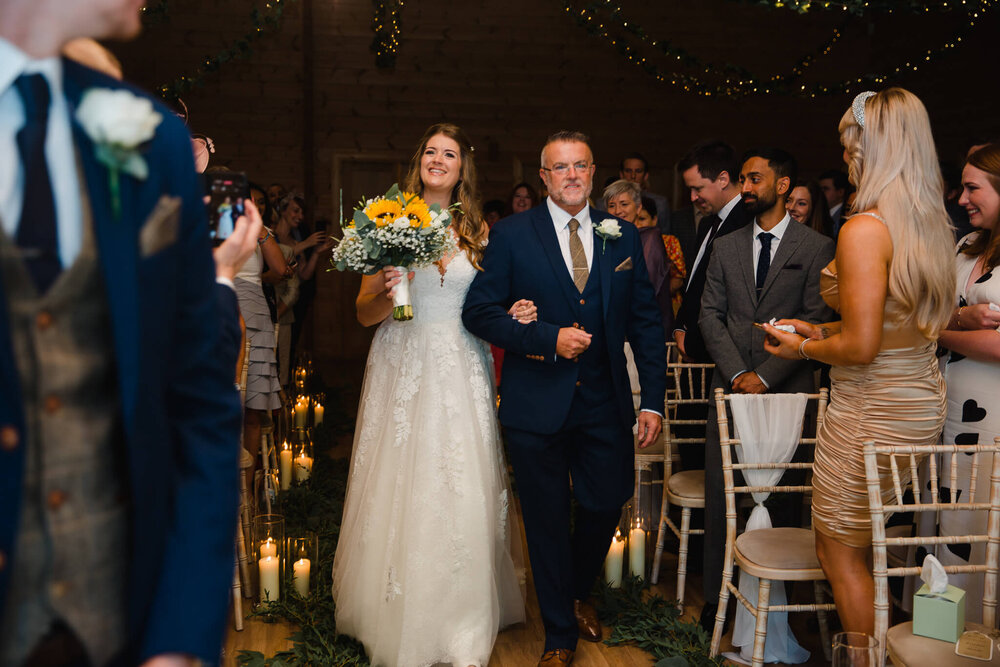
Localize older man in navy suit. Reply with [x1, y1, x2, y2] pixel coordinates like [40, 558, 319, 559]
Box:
[0, 1, 250, 665]
[464, 131, 667, 667]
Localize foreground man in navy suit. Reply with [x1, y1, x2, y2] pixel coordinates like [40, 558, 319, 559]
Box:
[463, 131, 667, 667]
[0, 0, 252, 664]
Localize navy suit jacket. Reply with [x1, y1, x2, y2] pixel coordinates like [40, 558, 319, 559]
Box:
[462, 203, 667, 435]
[0, 60, 242, 663]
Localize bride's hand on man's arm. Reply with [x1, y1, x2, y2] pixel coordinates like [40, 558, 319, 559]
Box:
[508, 299, 537, 324]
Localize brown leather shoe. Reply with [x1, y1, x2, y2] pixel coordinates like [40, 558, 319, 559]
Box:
[574, 599, 602, 642]
[538, 648, 575, 666]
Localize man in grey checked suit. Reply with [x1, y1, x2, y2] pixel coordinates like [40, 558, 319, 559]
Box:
[696, 147, 834, 629]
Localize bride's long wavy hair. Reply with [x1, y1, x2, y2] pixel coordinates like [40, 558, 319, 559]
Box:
[839, 87, 955, 339]
[403, 123, 487, 269]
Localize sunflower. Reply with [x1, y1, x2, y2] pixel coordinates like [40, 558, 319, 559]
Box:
[363, 198, 404, 227]
[401, 192, 432, 228]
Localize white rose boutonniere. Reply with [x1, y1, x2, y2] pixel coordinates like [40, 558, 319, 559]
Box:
[594, 218, 622, 253]
[76, 88, 163, 219]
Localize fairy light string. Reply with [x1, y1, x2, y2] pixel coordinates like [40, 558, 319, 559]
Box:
[562, 0, 996, 98]
[371, 0, 403, 68]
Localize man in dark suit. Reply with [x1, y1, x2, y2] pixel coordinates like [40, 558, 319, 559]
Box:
[0, 2, 250, 665]
[818, 168, 849, 238]
[464, 131, 667, 667]
[673, 140, 750, 363]
[697, 148, 835, 630]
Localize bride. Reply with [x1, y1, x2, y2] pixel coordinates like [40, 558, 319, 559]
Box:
[332, 123, 528, 667]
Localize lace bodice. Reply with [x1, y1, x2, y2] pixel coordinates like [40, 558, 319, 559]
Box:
[390, 252, 476, 326]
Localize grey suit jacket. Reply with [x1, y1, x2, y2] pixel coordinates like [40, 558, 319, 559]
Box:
[698, 218, 835, 392]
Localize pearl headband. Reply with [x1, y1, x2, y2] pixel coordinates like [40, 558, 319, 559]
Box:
[852, 91, 877, 128]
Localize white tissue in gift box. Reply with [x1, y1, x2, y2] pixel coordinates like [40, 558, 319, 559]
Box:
[913, 583, 965, 643]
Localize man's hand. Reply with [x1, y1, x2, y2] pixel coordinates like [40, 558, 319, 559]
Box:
[213, 200, 263, 281]
[732, 371, 767, 394]
[556, 327, 592, 359]
[140, 654, 196, 667]
[636, 411, 662, 449]
[673, 329, 688, 359]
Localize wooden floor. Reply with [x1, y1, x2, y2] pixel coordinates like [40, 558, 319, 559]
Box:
[222, 431, 834, 666]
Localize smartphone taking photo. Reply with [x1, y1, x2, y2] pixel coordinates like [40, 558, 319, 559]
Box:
[206, 171, 249, 244]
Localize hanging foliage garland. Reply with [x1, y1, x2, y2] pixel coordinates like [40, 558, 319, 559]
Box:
[562, 0, 996, 98]
[156, 0, 296, 102]
[731, 0, 968, 15]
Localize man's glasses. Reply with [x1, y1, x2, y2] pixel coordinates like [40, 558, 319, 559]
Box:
[541, 162, 592, 175]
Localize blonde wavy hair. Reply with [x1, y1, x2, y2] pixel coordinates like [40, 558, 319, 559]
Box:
[403, 123, 487, 269]
[838, 87, 955, 338]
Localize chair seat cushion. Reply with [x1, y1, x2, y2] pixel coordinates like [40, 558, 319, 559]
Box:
[888, 622, 1000, 666]
[734, 527, 824, 579]
[667, 470, 705, 506]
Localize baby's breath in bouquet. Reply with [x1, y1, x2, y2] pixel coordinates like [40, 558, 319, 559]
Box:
[331, 184, 457, 320]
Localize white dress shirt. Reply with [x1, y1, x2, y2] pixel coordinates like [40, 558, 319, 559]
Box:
[731, 212, 793, 388]
[751, 212, 791, 270]
[547, 196, 593, 277]
[0, 37, 82, 267]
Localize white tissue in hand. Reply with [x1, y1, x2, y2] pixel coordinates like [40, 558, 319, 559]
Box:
[921, 554, 949, 594]
[768, 318, 796, 334]
[989, 303, 1000, 312]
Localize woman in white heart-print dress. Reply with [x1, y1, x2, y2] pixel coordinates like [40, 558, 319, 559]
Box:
[936, 143, 1000, 622]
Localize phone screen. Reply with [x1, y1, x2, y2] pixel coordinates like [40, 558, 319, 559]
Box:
[207, 171, 249, 243]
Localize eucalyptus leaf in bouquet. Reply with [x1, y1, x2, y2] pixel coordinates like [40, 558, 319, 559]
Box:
[331, 184, 459, 320]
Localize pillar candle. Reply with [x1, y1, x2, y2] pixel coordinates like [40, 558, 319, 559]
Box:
[629, 527, 646, 578]
[314, 403, 324, 427]
[258, 555, 280, 602]
[294, 401, 308, 429]
[293, 557, 311, 597]
[279, 446, 293, 490]
[295, 454, 313, 482]
[605, 531, 625, 588]
[260, 537, 277, 559]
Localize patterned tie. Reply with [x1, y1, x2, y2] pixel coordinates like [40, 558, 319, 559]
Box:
[568, 218, 589, 293]
[14, 73, 61, 293]
[756, 231, 774, 295]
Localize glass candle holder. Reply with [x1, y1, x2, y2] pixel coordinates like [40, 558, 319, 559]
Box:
[292, 430, 314, 483]
[254, 468, 280, 516]
[278, 440, 293, 491]
[252, 514, 285, 606]
[627, 501, 648, 580]
[287, 533, 318, 597]
[293, 395, 309, 429]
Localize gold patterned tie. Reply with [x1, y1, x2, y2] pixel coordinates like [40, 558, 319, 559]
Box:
[568, 218, 589, 293]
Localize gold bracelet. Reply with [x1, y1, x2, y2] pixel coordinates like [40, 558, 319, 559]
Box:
[957, 306, 965, 329]
[798, 338, 811, 360]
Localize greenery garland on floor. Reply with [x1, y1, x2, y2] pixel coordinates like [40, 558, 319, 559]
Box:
[237, 389, 718, 666]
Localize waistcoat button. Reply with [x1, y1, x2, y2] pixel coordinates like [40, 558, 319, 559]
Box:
[0, 426, 18, 451]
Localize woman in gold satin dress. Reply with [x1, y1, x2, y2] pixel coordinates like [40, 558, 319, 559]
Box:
[762, 88, 955, 635]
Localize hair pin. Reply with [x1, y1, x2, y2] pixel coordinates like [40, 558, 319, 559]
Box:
[852, 91, 877, 128]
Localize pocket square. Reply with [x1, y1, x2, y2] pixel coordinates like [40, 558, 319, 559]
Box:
[139, 195, 182, 257]
[785, 263, 803, 270]
[614, 257, 633, 272]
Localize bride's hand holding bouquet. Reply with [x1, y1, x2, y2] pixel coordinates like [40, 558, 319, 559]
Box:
[331, 184, 458, 321]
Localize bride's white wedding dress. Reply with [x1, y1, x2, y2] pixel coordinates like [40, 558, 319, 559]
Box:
[332, 253, 525, 667]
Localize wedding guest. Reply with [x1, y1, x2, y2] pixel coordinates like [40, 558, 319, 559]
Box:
[941, 160, 973, 240]
[266, 182, 286, 223]
[619, 152, 671, 234]
[763, 88, 954, 636]
[674, 140, 750, 362]
[0, 1, 253, 664]
[699, 148, 834, 635]
[333, 123, 528, 667]
[818, 168, 850, 236]
[669, 203, 701, 271]
[484, 198, 505, 227]
[935, 143, 1000, 620]
[510, 181, 538, 215]
[638, 196, 685, 310]
[786, 180, 836, 238]
[604, 180, 673, 335]
[274, 193, 333, 365]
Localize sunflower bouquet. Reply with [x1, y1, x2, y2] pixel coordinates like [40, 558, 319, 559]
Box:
[331, 183, 457, 320]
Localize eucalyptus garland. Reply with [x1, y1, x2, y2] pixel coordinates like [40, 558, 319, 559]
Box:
[733, 0, 966, 15]
[562, 0, 996, 98]
[156, 0, 297, 102]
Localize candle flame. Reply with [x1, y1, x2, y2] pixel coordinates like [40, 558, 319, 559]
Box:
[614, 529, 622, 541]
